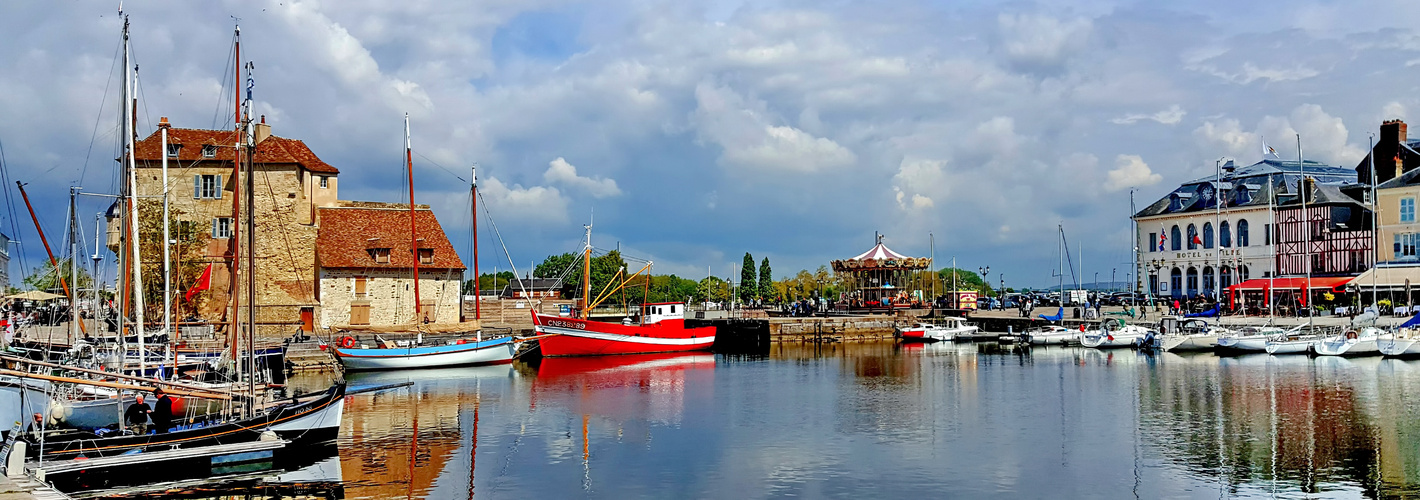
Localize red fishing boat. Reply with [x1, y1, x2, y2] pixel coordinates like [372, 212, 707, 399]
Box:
[531, 302, 716, 356]
[529, 222, 716, 356]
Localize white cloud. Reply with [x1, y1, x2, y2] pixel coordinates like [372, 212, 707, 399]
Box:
[691, 83, 856, 172]
[995, 12, 1092, 72]
[1193, 62, 1320, 85]
[478, 177, 569, 224]
[1111, 105, 1187, 125]
[543, 157, 622, 199]
[891, 158, 948, 211]
[1104, 154, 1162, 192]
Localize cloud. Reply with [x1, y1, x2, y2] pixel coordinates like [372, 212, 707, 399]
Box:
[1194, 62, 1321, 85]
[1104, 155, 1161, 192]
[1111, 105, 1187, 125]
[1193, 104, 1363, 165]
[478, 177, 569, 224]
[691, 83, 856, 173]
[995, 12, 1092, 73]
[543, 157, 622, 198]
[891, 158, 948, 210]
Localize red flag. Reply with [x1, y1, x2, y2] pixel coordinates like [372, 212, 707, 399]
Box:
[185, 264, 213, 302]
[1192, 234, 1203, 245]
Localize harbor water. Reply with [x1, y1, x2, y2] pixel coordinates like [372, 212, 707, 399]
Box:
[88, 341, 1420, 498]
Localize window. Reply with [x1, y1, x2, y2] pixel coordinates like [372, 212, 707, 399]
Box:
[1203, 222, 1214, 249]
[1187, 224, 1198, 250]
[1220, 266, 1233, 288]
[202, 145, 218, 158]
[1264, 223, 1270, 245]
[212, 217, 232, 239]
[354, 276, 368, 298]
[1403, 198, 1416, 223]
[1148, 233, 1157, 253]
[1170, 268, 1183, 297]
[418, 248, 434, 265]
[166, 144, 181, 158]
[1238, 219, 1250, 247]
[372, 248, 391, 264]
[1171, 225, 1182, 251]
[1220, 221, 1231, 247]
[1240, 266, 1250, 281]
[1396, 233, 1420, 260]
[350, 304, 370, 325]
[319, 176, 329, 189]
[194, 174, 223, 199]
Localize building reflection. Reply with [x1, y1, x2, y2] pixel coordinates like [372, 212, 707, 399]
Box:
[1137, 354, 1420, 496]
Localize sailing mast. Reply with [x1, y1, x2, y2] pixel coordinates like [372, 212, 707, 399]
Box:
[125, 24, 147, 375]
[1298, 134, 1310, 334]
[405, 114, 422, 323]
[161, 118, 173, 375]
[581, 218, 593, 319]
[471, 165, 480, 321]
[228, 24, 243, 375]
[243, 62, 257, 415]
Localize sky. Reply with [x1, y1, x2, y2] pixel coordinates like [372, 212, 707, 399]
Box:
[2, 0, 1419, 290]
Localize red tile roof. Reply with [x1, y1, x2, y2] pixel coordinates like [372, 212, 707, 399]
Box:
[134, 127, 339, 174]
[316, 206, 465, 270]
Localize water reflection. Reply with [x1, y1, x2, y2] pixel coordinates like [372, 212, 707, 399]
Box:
[83, 343, 1420, 498]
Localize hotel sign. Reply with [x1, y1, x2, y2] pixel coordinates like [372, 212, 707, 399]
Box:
[1173, 248, 1245, 259]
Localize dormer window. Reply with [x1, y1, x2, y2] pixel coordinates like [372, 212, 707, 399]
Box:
[202, 145, 218, 158]
[371, 248, 391, 264]
[418, 248, 434, 265]
[166, 144, 181, 158]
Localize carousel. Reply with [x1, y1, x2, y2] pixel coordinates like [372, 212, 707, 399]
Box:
[831, 235, 932, 309]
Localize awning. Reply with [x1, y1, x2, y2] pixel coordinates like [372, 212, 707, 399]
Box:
[1346, 265, 1420, 292]
[7, 290, 63, 301]
[1225, 276, 1352, 307]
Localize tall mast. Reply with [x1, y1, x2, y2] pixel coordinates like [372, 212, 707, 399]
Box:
[70, 188, 79, 341]
[1369, 133, 1378, 312]
[1130, 190, 1137, 310]
[1268, 173, 1276, 319]
[471, 165, 480, 321]
[1215, 158, 1223, 299]
[93, 213, 103, 330]
[117, 15, 129, 363]
[243, 63, 257, 415]
[582, 219, 593, 319]
[405, 114, 422, 322]
[1298, 134, 1310, 334]
[228, 24, 243, 371]
[126, 27, 147, 375]
[161, 121, 172, 374]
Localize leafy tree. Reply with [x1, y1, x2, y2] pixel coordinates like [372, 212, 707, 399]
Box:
[740, 253, 757, 303]
[533, 253, 578, 280]
[699, 276, 730, 303]
[758, 257, 772, 302]
[21, 258, 93, 294]
[463, 271, 514, 295]
[137, 200, 211, 317]
[936, 268, 995, 296]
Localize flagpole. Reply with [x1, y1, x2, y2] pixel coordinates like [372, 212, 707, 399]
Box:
[1298, 133, 1311, 333]
[1216, 157, 1223, 301]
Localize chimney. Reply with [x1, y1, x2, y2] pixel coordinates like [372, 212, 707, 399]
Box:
[1380, 120, 1408, 182]
[1303, 177, 1316, 204]
[158, 116, 171, 129]
[254, 115, 272, 145]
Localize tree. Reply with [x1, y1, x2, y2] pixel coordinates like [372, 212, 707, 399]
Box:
[137, 200, 211, 318]
[21, 258, 93, 294]
[936, 268, 995, 296]
[534, 253, 578, 280]
[758, 257, 773, 302]
[740, 253, 757, 303]
[463, 271, 514, 295]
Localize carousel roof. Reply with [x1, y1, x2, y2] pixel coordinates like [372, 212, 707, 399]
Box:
[850, 242, 911, 261]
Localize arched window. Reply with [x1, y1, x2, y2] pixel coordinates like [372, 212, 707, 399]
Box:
[1203, 222, 1215, 249]
[1186, 267, 1199, 297]
[1238, 219, 1250, 247]
[1221, 266, 1233, 288]
[1170, 267, 1183, 298]
[1203, 266, 1215, 295]
[1220, 221, 1232, 248]
[1171, 225, 1182, 251]
[1187, 224, 1199, 250]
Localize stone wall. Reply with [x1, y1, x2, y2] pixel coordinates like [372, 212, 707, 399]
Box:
[319, 267, 464, 328]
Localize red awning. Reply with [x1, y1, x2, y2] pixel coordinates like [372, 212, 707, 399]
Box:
[1226, 277, 1352, 292]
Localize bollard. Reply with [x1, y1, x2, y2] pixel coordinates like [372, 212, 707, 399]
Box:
[6, 441, 25, 478]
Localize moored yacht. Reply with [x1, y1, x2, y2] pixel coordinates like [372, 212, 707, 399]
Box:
[1022, 325, 1077, 345]
[895, 317, 977, 342]
[1312, 327, 1386, 357]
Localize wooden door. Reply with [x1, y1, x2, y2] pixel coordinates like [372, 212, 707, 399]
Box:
[300, 307, 314, 332]
[350, 304, 370, 325]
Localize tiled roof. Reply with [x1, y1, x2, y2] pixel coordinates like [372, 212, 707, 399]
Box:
[316, 206, 465, 270]
[134, 127, 339, 174]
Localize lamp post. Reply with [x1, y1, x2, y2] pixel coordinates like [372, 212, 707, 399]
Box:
[979, 266, 991, 309]
[1111, 268, 1116, 293]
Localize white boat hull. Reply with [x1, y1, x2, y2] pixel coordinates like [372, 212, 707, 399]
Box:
[333, 338, 516, 371]
[1265, 340, 1315, 354]
[1160, 334, 1219, 352]
[1379, 338, 1420, 357]
[1313, 338, 1381, 357]
[1028, 332, 1078, 345]
[1216, 335, 1270, 352]
[271, 396, 345, 437]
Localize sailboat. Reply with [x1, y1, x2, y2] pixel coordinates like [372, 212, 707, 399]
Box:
[530, 223, 716, 356]
[1079, 318, 1152, 348]
[330, 117, 515, 371]
[23, 16, 344, 461]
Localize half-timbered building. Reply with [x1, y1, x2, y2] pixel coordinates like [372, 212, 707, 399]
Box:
[1273, 179, 1373, 276]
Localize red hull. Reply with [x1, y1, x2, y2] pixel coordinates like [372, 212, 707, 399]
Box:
[531, 311, 716, 357]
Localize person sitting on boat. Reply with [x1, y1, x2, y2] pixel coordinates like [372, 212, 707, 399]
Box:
[152, 388, 175, 433]
[25, 412, 43, 440]
[125, 394, 151, 434]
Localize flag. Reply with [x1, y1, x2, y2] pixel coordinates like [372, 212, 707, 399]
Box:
[1158, 229, 1167, 251]
[185, 264, 213, 302]
[1192, 234, 1203, 245]
[1262, 138, 1280, 159]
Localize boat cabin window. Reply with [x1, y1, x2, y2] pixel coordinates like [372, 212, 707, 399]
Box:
[371, 248, 391, 264]
[419, 248, 434, 265]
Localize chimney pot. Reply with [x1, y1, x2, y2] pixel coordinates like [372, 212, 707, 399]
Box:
[158, 116, 170, 128]
[261, 115, 266, 124]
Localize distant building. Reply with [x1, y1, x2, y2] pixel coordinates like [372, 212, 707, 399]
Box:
[316, 203, 466, 327]
[1133, 158, 1357, 299]
[1355, 120, 1420, 185]
[1272, 179, 1373, 276]
[500, 278, 563, 299]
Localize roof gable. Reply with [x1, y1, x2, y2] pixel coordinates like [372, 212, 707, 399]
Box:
[317, 206, 465, 270]
[134, 127, 339, 174]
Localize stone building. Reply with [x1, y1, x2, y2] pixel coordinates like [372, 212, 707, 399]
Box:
[118, 117, 340, 335]
[1133, 158, 1356, 299]
[316, 203, 466, 328]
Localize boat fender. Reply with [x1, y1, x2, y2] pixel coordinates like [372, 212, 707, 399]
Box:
[339, 336, 356, 348]
[1079, 324, 1086, 332]
[1345, 330, 1358, 340]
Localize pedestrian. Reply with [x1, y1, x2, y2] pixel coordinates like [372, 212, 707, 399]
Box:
[152, 388, 175, 433]
[125, 394, 151, 434]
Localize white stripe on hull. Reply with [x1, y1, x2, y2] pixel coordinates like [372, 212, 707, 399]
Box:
[337, 343, 515, 371]
[535, 325, 716, 346]
[271, 397, 344, 434]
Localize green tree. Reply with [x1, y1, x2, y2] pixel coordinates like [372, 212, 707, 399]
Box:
[463, 271, 514, 295]
[137, 200, 211, 317]
[534, 253, 578, 280]
[758, 257, 772, 302]
[936, 268, 995, 296]
[740, 253, 757, 303]
[21, 258, 93, 294]
[699, 276, 730, 304]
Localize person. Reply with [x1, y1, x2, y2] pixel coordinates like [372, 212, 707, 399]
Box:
[152, 388, 175, 433]
[24, 412, 43, 440]
[125, 394, 151, 434]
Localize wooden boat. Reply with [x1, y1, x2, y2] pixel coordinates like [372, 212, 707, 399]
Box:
[532, 303, 715, 356]
[332, 336, 515, 371]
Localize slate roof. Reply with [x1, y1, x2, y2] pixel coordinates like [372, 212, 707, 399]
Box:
[1134, 158, 1356, 218]
[316, 206, 465, 270]
[500, 278, 564, 295]
[134, 127, 339, 174]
